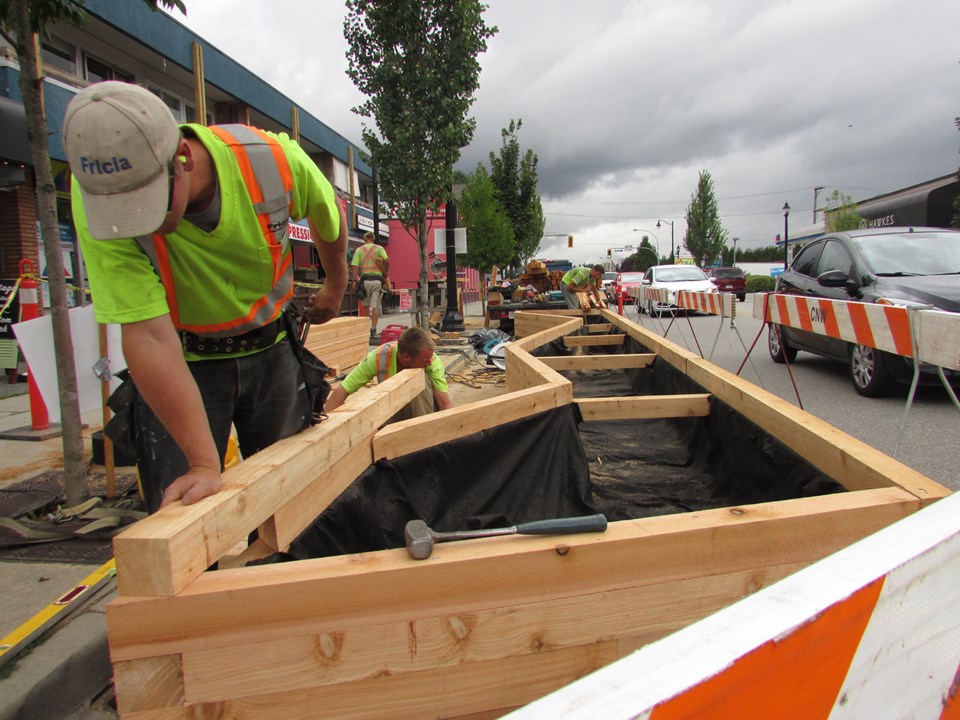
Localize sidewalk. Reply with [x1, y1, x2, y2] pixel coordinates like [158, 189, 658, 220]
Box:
[0, 301, 490, 720]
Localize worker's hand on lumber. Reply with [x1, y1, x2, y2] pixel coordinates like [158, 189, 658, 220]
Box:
[160, 465, 223, 509]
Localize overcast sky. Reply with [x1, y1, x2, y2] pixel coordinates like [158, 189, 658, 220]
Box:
[167, 1, 959, 266]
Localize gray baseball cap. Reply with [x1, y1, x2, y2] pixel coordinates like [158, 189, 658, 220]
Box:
[63, 81, 180, 239]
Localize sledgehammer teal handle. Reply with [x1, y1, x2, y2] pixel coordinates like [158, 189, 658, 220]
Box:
[515, 513, 608, 535]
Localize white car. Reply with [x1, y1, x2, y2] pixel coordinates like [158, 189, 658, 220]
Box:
[640, 265, 718, 316]
[601, 271, 618, 300]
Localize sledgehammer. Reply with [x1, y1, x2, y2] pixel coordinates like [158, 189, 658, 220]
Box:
[404, 514, 608, 560]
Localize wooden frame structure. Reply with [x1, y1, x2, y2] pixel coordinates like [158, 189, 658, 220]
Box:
[106, 310, 949, 719]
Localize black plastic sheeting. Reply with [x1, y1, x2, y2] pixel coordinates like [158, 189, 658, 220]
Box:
[261, 324, 843, 563]
[276, 404, 596, 561]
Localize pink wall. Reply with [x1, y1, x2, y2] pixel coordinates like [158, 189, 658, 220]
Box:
[386, 210, 481, 298]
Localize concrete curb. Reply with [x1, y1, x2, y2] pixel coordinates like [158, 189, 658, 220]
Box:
[0, 585, 114, 720]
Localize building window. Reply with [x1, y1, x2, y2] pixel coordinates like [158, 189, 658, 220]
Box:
[41, 36, 77, 76]
[84, 54, 133, 84]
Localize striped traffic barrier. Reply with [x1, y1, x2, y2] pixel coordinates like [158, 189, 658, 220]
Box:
[506, 490, 960, 720]
[752, 292, 960, 451]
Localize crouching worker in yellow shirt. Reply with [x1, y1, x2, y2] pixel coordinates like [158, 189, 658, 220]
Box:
[324, 327, 454, 420]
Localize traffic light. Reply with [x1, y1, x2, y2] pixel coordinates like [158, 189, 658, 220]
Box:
[607, 248, 612, 258]
[567, 234, 573, 248]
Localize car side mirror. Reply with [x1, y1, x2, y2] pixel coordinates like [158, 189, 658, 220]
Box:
[642, 278, 651, 285]
[817, 269, 857, 291]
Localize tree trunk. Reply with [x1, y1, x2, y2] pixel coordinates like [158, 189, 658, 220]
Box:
[14, 0, 88, 505]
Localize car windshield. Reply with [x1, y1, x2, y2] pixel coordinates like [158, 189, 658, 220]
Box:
[619, 273, 644, 282]
[854, 232, 960, 276]
[712, 268, 744, 278]
[602, 272, 617, 282]
[656, 267, 708, 282]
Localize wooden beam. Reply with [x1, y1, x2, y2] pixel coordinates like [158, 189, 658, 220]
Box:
[512, 315, 583, 351]
[112, 370, 426, 598]
[505, 343, 571, 392]
[602, 309, 700, 371]
[123, 644, 619, 719]
[373, 384, 572, 461]
[576, 394, 711, 421]
[587, 323, 613, 333]
[106, 487, 918, 665]
[563, 334, 625, 347]
[539, 354, 656, 371]
[113, 655, 184, 715]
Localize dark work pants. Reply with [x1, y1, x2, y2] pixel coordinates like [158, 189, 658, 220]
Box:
[133, 338, 312, 513]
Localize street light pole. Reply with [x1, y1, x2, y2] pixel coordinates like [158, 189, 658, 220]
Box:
[631, 228, 660, 258]
[782, 202, 790, 270]
[732, 236, 739, 267]
[656, 219, 675, 264]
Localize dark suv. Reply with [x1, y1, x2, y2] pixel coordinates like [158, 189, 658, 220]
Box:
[707, 267, 746, 301]
[767, 227, 960, 397]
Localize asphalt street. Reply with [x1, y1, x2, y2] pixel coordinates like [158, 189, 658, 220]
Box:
[620, 296, 960, 492]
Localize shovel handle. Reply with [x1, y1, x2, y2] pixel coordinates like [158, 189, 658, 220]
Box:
[515, 514, 608, 536]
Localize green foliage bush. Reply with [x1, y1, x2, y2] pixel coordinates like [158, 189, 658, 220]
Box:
[745, 275, 775, 293]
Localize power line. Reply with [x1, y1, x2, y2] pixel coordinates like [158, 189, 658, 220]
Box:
[542, 185, 880, 206]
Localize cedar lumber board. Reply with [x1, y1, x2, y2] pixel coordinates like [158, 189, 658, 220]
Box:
[587, 323, 614, 333]
[373, 383, 573, 461]
[601, 309, 700, 370]
[511, 314, 583, 350]
[112, 370, 426, 598]
[563, 333, 625, 347]
[175, 560, 808, 704]
[258, 372, 427, 550]
[515, 313, 581, 337]
[576, 394, 711, 421]
[302, 316, 368, 346]
[106, 486, 917, 664]
[538, 353, 656, 371]
[505, 343, 572, 392]
[120, 643, 619, 720]
[113, 655, 185, 715]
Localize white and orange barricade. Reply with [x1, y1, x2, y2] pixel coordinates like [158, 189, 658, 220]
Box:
[507, 489, 960, 720]
[753, 292, 960, 450]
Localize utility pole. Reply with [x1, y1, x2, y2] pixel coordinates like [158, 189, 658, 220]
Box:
[813, 186, 825, 224]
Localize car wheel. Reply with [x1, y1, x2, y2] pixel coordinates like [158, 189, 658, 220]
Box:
[849, 344, 895, 397]
[768, 324, 797, 364]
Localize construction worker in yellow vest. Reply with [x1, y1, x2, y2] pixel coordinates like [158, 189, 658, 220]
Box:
[560, 264, 605, 309]
[65, 82, 348, 512]
[324, 326, 453, 420]
[351, 231, 390, 339]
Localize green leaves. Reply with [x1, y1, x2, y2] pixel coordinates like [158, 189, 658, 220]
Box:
[683, 170, 727, 268]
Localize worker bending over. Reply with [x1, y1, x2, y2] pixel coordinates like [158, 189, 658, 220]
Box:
[560, 265, 605, 309]
[325, 327, 453, 420]
[64, 81, 347, 512]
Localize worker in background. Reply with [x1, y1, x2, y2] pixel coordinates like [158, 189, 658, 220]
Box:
[324, 326, 453, 420]
[560, 264, 605, 309]
[64, 81, 348, 513]
[352, 230, 390, 340]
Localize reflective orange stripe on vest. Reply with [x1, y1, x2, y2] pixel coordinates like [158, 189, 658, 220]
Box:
[136, 124, 295, 336]
[355, 243, 381, 275]
[376, 342, 397, 383]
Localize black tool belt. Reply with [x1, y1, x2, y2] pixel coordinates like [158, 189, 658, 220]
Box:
[360, 273, 384, 282]
[178, 317, 282, 355]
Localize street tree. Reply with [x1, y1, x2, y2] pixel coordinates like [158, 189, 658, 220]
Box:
[0, 0, 185, 505]
[489, 119, 544, 272]
[683, 170, 727, 267]
[822, 189, 863, 231]
[344, 0, 496, 326]
[457, 165, 514, 278]
[626, 236, 658, 273]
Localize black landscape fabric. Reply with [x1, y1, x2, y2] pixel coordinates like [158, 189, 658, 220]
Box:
[270, 328, 843, 563]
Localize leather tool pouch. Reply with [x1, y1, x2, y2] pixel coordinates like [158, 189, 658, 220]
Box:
[283, 304, 332, 420]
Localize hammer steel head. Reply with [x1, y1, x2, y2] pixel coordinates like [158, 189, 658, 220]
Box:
[404, 519, 434, 560]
